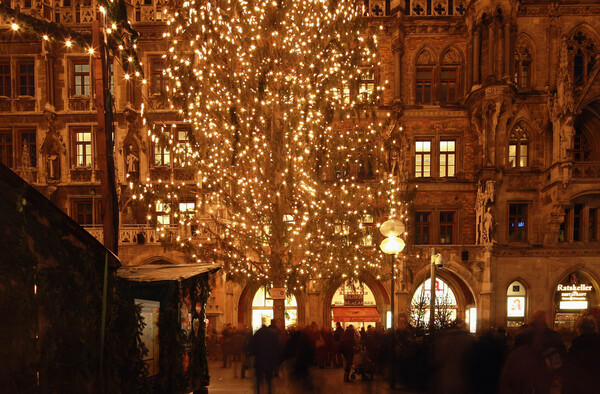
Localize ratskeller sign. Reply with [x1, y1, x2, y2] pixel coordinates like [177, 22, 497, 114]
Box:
[557, 283, 592, 310]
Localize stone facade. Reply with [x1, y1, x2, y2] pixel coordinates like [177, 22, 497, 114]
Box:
[1, 0, 599, 333]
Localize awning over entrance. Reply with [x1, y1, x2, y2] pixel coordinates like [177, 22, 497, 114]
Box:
[332, 307, 381, 322]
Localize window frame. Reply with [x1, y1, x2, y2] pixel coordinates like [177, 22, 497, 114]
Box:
[416, 67, 433, 105]
[439, 139, 456, 177]
[71, 59, 91, 97]
[0, 128, 13, 167]
[358, 66, 376, 103]
[174, 124, 190, 167]
[414, 211, 431, 245]
[71, 198, 102, 226]
[440, 67, 458, 104]
[20, 129, 37, 168]
[0, 62, 11, 97]
[439, 211, 455, 244]
[415, 140, 432, 178]
[151, 58, 167, 95]
[17, 60, 35, 97]
[72, 127, 93, 168]
[508, 203, 528, 242]
[508, 126, 529, 168]
[153, 126, 172, 167]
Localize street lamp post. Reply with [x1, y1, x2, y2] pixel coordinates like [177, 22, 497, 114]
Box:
[380, 218, 406, 389]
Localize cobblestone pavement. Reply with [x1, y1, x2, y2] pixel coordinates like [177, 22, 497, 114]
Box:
[207, 360, 418, 394]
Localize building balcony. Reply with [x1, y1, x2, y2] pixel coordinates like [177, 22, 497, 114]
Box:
[0, 96, 37, 112]
[84, 222, 220, 245]
[572, 162, 600, 179]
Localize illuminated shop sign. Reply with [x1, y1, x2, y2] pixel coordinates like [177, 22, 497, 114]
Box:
[507, 296, 525, 317]
[557, 283, 592, 310]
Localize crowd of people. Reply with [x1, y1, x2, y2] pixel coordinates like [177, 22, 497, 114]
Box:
[205, 310, 600, 394]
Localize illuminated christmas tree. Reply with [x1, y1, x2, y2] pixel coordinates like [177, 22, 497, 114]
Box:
[142, 0, 408, 323]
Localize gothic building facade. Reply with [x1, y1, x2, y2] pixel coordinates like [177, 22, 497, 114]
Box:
[1, 0, 599, 334]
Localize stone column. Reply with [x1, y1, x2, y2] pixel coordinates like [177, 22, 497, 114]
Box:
[488, 22, 495, 79]
[467, 34, 473, 90]
[473, 27, 481, 84]
[504, 22, 511, 80]
[498, 22, 505, 78]
[392, 40, 403, 103]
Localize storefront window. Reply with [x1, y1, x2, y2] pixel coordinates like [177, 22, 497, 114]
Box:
[410, 278, 457, 329]
[331, 281, 379, 329]
[251, 286, 297, 332]
[506, 280, 526, 328]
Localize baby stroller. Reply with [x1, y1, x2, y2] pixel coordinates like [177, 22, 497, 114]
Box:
[351, 346, 374, 381]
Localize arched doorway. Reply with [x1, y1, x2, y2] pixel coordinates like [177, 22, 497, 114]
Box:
[251, 286, 298, 331]
[409, 274, 477, 332]
[330, 280, 381, 329]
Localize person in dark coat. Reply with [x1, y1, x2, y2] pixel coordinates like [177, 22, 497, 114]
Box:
[249, 324, 281, 394]
[500, 310, 566, 394]
[339, 325, 356, 383]
[562, 316, 600, 394]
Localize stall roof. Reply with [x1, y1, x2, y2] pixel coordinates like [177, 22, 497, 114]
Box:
[0, 163, 120, 268]
[117, 263, 221, 282]
[332, 307, 381, 323]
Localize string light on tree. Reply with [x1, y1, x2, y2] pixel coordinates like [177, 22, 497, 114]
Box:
[133, 0, 410, 324]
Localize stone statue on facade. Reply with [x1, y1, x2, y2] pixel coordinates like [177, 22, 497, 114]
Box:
[548, 37, 576, 164]
[476, 180, 495, 245]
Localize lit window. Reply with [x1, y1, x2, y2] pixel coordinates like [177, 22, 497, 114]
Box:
[439, 140, 455, 177]
[175, 126, 190, 166]
[415, 140, 431, 178]
[154, 129, 171, 167]
[508, 126, 528, 168]
[358, 67, 375, 102]
[74, 129, 92, 167]
[73, 62, 90, 96]
[156, 202, 171, 225]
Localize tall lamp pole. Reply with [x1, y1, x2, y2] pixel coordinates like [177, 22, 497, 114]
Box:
[380, 218, 406, 389]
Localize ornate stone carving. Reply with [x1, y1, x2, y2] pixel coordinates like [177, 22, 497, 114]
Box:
[14, 98, 36, 112]
[416, 50, 434, 65]
[70, 168, 92, 182]
[68, 96, 92, 111]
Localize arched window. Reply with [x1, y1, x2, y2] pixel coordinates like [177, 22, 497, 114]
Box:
[331, 280, 379, 329]
[508, 125, 528, 168]
[410, 277, 458, 329]
[415, 49, 435, 104]
[252, 286, 297, 331]
[440, 49, 461, 104]
[506, 280, 526, 327]
[573, 129, 591, 161]
[514, 49, 532, 89]
[567, 30, 597, 86]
